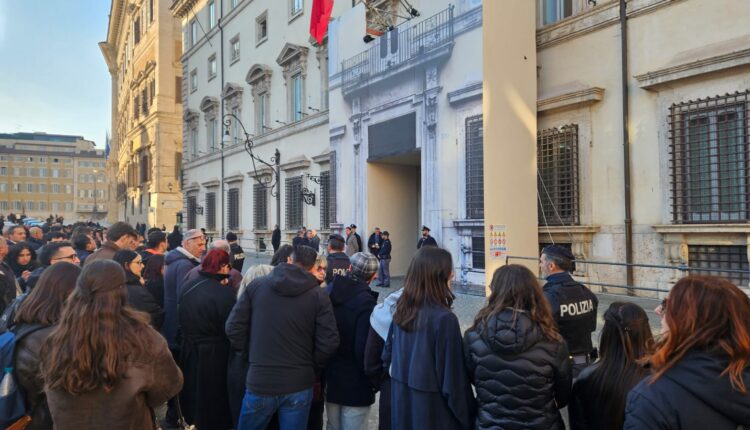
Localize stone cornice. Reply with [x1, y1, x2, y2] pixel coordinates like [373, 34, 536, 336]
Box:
[447, 82, 482, 106]
[538, 87, 605, 114]
[539, 225, 601, 235]
[312, 151, 331, 164]
[653, 224, 750, 234]
[536, 0, 680, 49]
[280, 155, 311, 171]
[635, 48, 750, 90]
[224, 171, 244, 183]
[170, 0, 200, 18]
[201, 177, 220, 188]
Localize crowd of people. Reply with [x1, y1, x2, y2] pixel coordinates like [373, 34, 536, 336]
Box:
[0, 216, 748, 430]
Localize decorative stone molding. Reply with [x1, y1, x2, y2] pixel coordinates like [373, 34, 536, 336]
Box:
[312, 150, 331, 164]
[201, 177, 220, 188]
[224, 171, 244, 184]
[635, 47, 750, 90]
[183, 108, 200, 123]
[447, 82, 482, 106]
[222, 83, 244, 110]
[246, 64, 273, 89]
[183, 182, 200, 193]
[276, 43, 309, 79]
[538, 87, 605, 114]
[330, 125, 346, 140]
[280, 155, 311, 171]
[246, 166, 274, 178]
[199, 96, 219, 116]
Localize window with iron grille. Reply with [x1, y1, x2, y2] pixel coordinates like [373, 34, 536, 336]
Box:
[253, 184, 268, 230]
[285, 176, 303, 230]
[329, 152, 337, 225]
[537, 124, 580, 226]
[187, 195, 197, 229]
[227, 188, 240, 230]
[206, 192, 216, 231]
[688, 245, 749, 287]
[670, 91, 750, 223]
[320, 171, 330, 229]
[465, 115, 484, 219]
[471, 234, 485, 270]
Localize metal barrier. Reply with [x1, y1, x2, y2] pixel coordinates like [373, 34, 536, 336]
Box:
[506, 255, 750, 296]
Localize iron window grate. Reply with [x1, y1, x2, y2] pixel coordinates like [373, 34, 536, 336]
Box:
[187, 195, 197, 230]
[466, 115, 484, 220]
[688, 245, 749, 287]
[206, 192, 216, 231]
[227, 188, 240, 231]
[471, 234, 485, 270]
[285, 176, 303, 230]
[320, 171, 331, 229]
[253, 184, 267, 230]
[537, 124, 580, 226]
[670, 91, 750, 223]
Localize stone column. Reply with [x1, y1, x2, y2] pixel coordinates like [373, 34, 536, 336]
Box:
[482, 1, 538, 288]
[422, 65, 441, 243]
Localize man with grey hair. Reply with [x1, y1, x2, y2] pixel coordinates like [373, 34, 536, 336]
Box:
[27, 226, 45, 250]
[5, 225, 26, 246]
[162, 229, 206, 350]
[183, 239, 243, 291]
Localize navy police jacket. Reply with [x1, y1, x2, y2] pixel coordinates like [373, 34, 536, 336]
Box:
[543, 272, 598, 355]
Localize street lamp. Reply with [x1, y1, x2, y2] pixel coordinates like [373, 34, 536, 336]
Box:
[222, 113, 281, 232]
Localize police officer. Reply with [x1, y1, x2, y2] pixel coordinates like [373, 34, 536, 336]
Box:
[417, 225, 438, 249]
[226, 232, 246, 272]
[540, 245, 598, 377]
[326, 234, 351, 284]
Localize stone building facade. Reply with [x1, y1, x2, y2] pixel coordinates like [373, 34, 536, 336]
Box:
[172, 0, 349, 249]
[0, 132, 107, 222]
[100, 0, 184, 228]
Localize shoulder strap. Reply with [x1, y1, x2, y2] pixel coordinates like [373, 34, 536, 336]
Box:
[178, 279, 210, 305]
[12, 324, 45, 342]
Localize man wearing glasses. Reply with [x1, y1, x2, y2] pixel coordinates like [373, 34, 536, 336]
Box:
[24, 241, 80, 292]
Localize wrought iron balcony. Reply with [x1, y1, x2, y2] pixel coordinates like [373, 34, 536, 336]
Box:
[341, 6, 454, 95]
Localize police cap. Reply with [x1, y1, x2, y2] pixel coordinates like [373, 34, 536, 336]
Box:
[542, 245, 576, 271]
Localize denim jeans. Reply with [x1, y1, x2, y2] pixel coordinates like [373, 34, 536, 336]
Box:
[325, 403, 370, 430]
[377, 258, 391, 285]
[237, 388, 313, 430]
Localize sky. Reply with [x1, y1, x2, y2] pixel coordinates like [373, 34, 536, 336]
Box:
[0, 1, 111, 148]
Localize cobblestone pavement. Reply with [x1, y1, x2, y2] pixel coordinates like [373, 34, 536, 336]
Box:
[241, 254, 664, 429]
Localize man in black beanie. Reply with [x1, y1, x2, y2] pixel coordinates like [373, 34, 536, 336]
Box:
[540, 245, 598, 377]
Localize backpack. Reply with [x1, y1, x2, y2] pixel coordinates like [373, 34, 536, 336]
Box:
[0, 323, 45, 429]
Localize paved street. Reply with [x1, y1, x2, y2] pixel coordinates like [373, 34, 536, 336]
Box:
[242, 252, 663, 429]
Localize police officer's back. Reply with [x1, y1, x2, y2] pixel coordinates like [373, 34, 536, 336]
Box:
[326, 234, 351, 283]
[540, 245, 598, 376]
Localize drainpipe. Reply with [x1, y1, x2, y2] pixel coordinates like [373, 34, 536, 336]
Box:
[219, 2, 226, 239]
[620, 0, 634, 295]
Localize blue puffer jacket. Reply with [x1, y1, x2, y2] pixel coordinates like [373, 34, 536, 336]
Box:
[624, 350, 750, 430]
[161, 247, 200, 349]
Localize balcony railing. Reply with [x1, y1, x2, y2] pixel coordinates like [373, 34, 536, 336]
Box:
[341, 6, 455, 94]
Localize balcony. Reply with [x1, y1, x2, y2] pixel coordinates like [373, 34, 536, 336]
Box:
[341, 6, 455, 96]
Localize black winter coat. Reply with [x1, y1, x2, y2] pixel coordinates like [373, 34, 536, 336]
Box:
[325, 275, 378, 407]
[624, 350, 750, 430]
[464, 309, 572, 430]
[225, 263, 339, 396]
[125, 272, 164, 330]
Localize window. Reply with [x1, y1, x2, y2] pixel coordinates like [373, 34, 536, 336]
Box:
[176, 76, 183, 103]
[537, 124, 580, 226]
[190, 69, 198, 92]
[0, 167, 5, 175]
[65, 202, 73, 211]
[0, 202, 7, 211]
[190, 127, 199, 158]
[465, 115, 484, 220]
[256, 12, 268, 45]
[230, 36, 240, 63]
[291, 0, 303, 17]
[52, 201, 60, 211]
[208, 1, 216, 29]
[541, 0, 573, 26]
[228, 188, 240, 230]
[285, 176, 303, 229]
[208, 118, 218, 151]
[190, 20, 198, 47]
[40, 168, 47, 177]
[257, 92, 269, 133]
[142, 87, 149, 116]
[148, 0, 154, 23]
[291, 73, 303, 121]
[27, 202, 34, 211]
[254, 183, 268, 230]
[320, 171, 330, 229]
[187, 195, 197, 229]
[52, 169, 60, 178]
[670, 91, 750, 223]
[26, 184, 34, 193]
[140, 151, 151, 182]
[14, 201, 22, 211]
[134, 95, 140, 119]
[208, 55, 217, 79]
[206, 192, 217, 230]
[688, 245, 750, 287]
[230, 107, 241, 144]
[39, 201, 46, 211]
[52, 184, 61, 193]
[134, 16, 141, 44]
[0, 184, 5, 192]
[65, 185, 72, 194]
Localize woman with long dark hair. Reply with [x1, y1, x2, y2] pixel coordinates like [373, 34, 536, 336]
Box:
[7, 242, 40, 289]
[13, 262, 80, 430]
[624, 276, 750, 429]
[143, 253, 166, 308]
[383, 246, 475, 429]
[464, 264, 571, 429]
[114, 250, 164, 330]
[570, 302, 653, 430]
[41, 260, 182, 430]
[177, 249, 237, 430]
